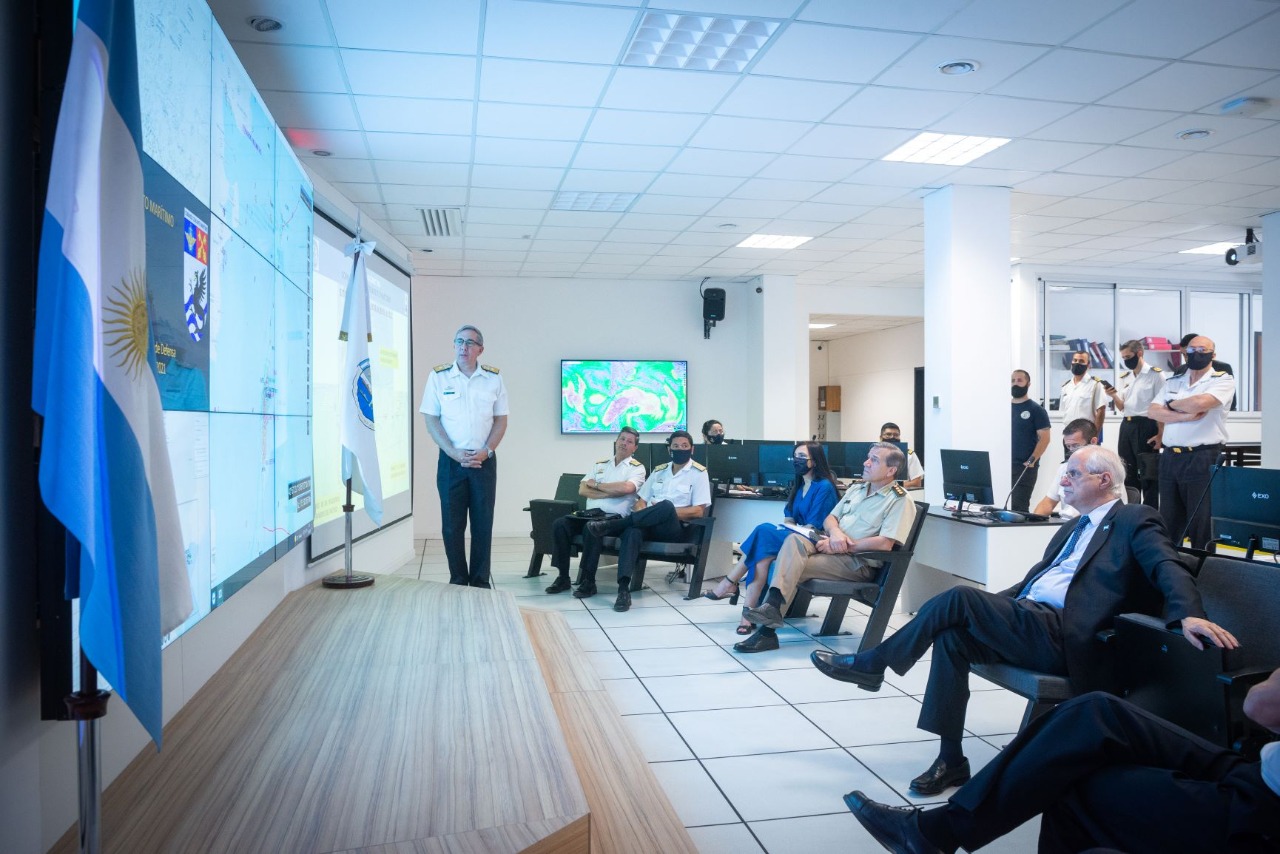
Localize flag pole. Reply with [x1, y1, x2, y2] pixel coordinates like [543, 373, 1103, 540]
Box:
[323, 476, 373, 588]
[65, 649, 110, 854]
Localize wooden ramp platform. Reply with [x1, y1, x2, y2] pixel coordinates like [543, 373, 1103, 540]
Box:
[51, 578, 595, 853]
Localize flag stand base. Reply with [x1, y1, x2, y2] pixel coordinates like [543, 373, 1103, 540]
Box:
[324, 484, 375, 590]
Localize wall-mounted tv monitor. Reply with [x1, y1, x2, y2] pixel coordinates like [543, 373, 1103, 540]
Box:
[561, 360, 688, 434]
[940, 449, 995, 505]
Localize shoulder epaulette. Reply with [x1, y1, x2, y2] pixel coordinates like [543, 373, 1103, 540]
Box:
[1119, 370, 1131, 379]
[596, 457, 610, 464]
[891, 483, 907, 497]
[1213, 370, 1228, 376]
[433, 362, 451, 372]
[1152, 366, 1163, 372]
[691, 461, 707, 472]
[653, 463, 670, 472]
[1090, 375, 1103, 382]
[1061, 378, 1072, 386]
[481, 364, 500, 374]
[628, 458, 643, 466]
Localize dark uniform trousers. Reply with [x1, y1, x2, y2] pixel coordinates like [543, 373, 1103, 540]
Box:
[945, 692, 1280, 854]
[875, 586, 1067, 742]
[1117, 416, 1159, 507]
[1009, 462, 1038, 513]
[1158, 444, 1221, 549]
[581, 500, 692, 587]
[550, 515, 605, 582]
[437, 448, 497, 587]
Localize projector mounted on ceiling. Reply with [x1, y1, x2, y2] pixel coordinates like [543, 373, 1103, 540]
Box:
[1225, 228, 1262, 266]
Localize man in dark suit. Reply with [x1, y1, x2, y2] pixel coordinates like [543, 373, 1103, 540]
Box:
[810, 446, 1237, 797]
[844, 669, 1280, 854]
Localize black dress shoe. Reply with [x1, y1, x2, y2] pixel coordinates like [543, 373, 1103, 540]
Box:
[810, 650, 884, 691]
[545, 576, 572, 594]
[844, 790, 943, 854]
[909, 757, 970, 796]
[613, 586, 631, 611]
[743, 602, 785, 628]
[573, 583, 597, 599]
[585, 519, 614, 538]
[733, 629, 779, 653]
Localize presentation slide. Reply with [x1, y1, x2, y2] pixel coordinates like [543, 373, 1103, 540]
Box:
[561, 360, 689, 434]
[309, 215, 413, 559]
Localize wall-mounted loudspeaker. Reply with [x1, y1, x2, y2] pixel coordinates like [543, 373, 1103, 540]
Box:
[702, 287, 726, 321]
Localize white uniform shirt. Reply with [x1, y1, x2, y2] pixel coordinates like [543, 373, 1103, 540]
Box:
[1058, 375, 1107, 423]
[583, 456, 647, 516]
[419, 361, 510, 450]
[639, 461, 712, 510]
[1118, 363, 1165, 416]
[905, 450, 924, 481]
[1158, 369, 1235, 447]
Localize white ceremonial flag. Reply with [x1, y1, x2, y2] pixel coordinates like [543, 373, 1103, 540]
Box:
[339, 240, 384, 525]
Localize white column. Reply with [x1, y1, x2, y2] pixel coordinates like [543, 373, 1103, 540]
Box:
[922, 185, 1013, 506]
[1262, 210, 1279, 468]
[758, 274, 805, 440]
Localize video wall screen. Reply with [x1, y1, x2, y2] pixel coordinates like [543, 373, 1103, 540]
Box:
[561, 359, 688, 434]
[132, 0, 315, 644]
[309, 214, 414, 560]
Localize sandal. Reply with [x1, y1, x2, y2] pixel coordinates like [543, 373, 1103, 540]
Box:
[702, 577, 739, 601]
[735, 622, 755, 635]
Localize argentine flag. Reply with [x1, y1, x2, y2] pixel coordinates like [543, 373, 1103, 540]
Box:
[339, 240, 384, 525]
[32, 0, 192, 747]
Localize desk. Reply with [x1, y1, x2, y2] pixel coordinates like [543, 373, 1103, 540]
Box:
[904, 507, 1067, 611]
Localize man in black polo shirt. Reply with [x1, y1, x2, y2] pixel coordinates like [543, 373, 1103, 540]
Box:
[1010, 369, 1051, 513]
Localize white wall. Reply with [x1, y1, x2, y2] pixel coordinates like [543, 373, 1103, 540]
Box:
[411, 276, 766, 539]
[824, 322, 924, 443]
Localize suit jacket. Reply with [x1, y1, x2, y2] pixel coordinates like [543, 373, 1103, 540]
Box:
[998, 503, 1205, 694]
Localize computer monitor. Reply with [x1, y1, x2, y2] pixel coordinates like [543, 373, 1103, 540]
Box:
[1211, 465, 1280, 558]
[640, 441, 670, 472]
[706, 441, 759, 485]
[939, 449, 995, 507]
[758, 441, 797, 487]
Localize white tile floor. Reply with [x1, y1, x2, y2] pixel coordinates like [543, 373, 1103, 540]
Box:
[399, 537, 1041, 853]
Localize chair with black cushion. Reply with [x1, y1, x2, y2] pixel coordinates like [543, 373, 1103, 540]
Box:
[596, 508, 717, 600]
[523, 473, 586, 577]
[786, 501, 929, 646]
[1111, 553, 1280, 759]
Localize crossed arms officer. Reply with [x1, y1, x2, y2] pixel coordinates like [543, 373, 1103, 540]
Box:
[1146, 334, 1235, 549]
[420, 325, 509, 588]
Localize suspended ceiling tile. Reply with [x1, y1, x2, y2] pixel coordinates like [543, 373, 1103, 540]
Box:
[1028, 105, 1184, 145]
[585, 109, 704, 146]
[483, 0, 637, 63]
[572, 142, 681, 172]
[717, 77, 858, 122]
[873, 36, 1050, 92]
[600, 67, 740, 113]
[751, 22, 923, 85]
[475, 102, 592, 140]
[341, 50, 477, 99]
[355, 96, 474, 135]
[364, 131, 472, 162]
[479, 58, 612, 106]
[1068, 0, 1275, 59]
[473, 137, 577, 167]
[1099, 62, 1275, 113]
[937, 0, 1126, 45]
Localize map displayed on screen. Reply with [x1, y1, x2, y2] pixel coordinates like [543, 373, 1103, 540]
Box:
[275, 134, 313, 292]
[561, 360, 688, 434]
[208, 413, 278, 589]
[208, 219, 276, 414]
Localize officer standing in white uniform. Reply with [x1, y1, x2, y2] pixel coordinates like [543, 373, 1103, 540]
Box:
[1146, 335, 1235, 549]
[1106, 339, 1165, 507]
[1058, 351, 1107, 438]
[420, 325, 509, 587]
[581, 430, 711, 612]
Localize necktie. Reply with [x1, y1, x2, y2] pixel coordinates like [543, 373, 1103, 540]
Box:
[1018, 515, 1091, 599]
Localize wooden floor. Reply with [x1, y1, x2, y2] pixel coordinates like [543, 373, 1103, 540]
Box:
[51, 578, 591, 854]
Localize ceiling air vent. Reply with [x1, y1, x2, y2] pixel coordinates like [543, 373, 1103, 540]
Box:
[419, 207, 462, 237]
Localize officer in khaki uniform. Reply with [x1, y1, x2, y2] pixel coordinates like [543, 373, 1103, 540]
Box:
[1147, 336, 1235, 549]
[736, 442, 917, 653]
[1105, 339, 1165, 507]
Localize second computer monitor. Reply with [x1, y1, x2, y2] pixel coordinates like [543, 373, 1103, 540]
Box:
[707, 441, 759, 485]
[939, 449, 995, 505]
[1211, 465, 1280, 553]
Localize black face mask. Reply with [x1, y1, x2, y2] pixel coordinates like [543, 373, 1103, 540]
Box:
[707, 434, 724, 444]
[670, 448, 692, 465]
[1070, 363, 1088, 376]
[1123, 355, 1140, 370]
[1012, 385, 1026, 398]
[1185, 352, 1213, 371]
[792, 458, 810, 475]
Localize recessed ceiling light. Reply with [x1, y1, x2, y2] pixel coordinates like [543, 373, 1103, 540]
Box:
[311, 149, 331, 157]
[1180, 242, 1239, 255]
[882, 132, 1010, 166]
[937, 60, 978, 76]
[737, 234, 813, 249]
[246, 16, 283, 32]
[623, 13, 780, 73]
[550, 192, 638, 212]
[808, 323, 836, 329]
[1176, 128, 1213, 141]
[717, 222, 738, 230]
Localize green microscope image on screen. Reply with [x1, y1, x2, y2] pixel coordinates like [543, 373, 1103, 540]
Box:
[561, 360, 688, 434]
